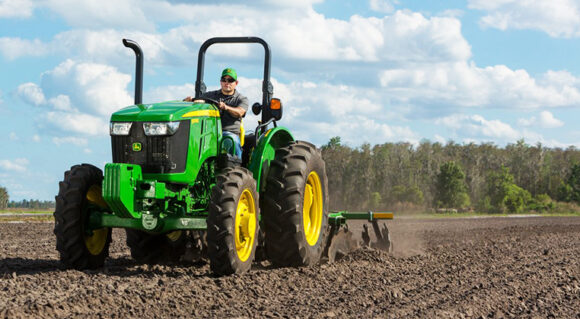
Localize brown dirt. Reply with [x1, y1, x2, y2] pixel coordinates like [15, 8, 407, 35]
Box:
[1, 216, 579, 318]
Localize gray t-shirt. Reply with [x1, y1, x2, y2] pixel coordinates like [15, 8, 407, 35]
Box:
[200, 90, 249, 135]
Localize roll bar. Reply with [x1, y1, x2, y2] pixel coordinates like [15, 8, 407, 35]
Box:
[195, 37, 274, 125]
[122, 37, 276, 128]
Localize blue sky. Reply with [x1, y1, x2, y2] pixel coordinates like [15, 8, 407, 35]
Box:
[2, 0, 580, 201]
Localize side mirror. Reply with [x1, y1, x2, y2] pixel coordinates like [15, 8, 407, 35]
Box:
[269, 98, 282, 121]
[252, 102, 261, 115]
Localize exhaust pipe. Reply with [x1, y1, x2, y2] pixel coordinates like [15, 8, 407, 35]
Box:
[122, 39, 143, 105]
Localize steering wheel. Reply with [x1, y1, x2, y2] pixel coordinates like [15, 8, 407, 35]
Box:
[186, 96, 220, 107]
[197, 97, 220, 107]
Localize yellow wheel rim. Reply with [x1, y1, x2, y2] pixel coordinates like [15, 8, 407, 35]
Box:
[166, 231, 183, 242]
[235, 189, 257, 262]
[84, 228, 108, 256]
[86, 185, 108, 209]
[303, 171, 323, 246]
[84, 185, 108, 256]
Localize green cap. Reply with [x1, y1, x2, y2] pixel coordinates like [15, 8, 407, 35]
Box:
[221, 67, 237, 81]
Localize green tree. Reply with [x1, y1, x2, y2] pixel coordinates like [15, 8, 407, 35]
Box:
[322, 136, 342, 150]
[528, 193, 554, 213]
[486, 166, 531, 213]
[0, 186, 8, 210]
[370, 192, 381, 210]
[320, 135, 580, 212]
[503, 184, 531, 213]
[390, 185, 424, 205]
[566, 163, 580, 203]
[486, 165, 514, 210]
[557, 181, 574, 202]
[435, 161, 470, 208]
[405, 185, 424, 205]
[391, 185, 407, 204]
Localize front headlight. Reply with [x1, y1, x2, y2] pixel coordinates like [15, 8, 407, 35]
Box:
[110, 122, 132, 135]
[143, 122, 180, 136]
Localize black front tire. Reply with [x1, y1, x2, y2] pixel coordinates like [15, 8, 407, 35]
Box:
[54, 164, 112, 269]
[207, 167, 260, 276]
[263, 141, 329, 267]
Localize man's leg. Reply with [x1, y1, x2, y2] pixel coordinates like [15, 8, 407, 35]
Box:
[222, 131, 242, 158]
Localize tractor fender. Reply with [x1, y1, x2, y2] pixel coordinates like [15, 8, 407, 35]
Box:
[247, 126, 294, 192]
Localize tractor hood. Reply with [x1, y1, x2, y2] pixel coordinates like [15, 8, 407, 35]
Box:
[110, 101, 219, 122]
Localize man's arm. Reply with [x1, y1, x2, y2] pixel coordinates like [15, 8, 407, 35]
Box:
[218, 101, 246, 118]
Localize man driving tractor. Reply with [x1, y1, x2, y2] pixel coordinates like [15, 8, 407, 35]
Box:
[184, 67, 249, 157]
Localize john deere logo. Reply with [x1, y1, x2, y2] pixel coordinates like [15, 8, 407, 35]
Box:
[132, 143, 142, 152]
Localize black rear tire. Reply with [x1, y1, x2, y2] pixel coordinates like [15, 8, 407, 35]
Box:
[54, 164, 112, 269]
[125, 229, 187, 264]
[208, 167, 260, 275]
[263, 141, 329, 267]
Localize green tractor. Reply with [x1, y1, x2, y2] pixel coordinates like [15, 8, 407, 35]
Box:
[54, 37, 392, 275]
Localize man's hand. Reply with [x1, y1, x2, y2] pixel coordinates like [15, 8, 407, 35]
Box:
[218, 101, 227, 110]
[183, 96, 206, 103]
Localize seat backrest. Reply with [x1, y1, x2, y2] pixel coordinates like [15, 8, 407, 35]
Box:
[240, 120, 245, 147]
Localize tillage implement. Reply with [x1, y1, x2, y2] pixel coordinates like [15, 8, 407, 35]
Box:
[53, 37, 393, 275]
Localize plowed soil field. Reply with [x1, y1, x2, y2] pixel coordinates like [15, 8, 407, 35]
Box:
[1, 216, 579, 318]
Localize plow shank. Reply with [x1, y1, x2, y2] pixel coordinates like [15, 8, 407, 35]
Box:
[325, 211, 394, 262]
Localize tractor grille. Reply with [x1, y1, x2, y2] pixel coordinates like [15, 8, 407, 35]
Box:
[111, 120, 190, 174]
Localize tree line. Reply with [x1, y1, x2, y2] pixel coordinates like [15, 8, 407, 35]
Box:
[0, 187, 55, 210]
[321, 137, 580, 214]
[7, 199, 55, 210]
[3, 137, 580, 214]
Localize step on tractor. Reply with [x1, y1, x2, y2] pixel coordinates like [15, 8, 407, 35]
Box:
[53, 37, 393, 275]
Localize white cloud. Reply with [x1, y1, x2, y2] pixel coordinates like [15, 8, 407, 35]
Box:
[379, 62, 580, 109]
[44, 111, 109, 136]
[32, 135, 40, 142]
[264, 10, 470, 63]
[41, 59, 133, 117]
[0, 0, 34, 18]
[260, 0, 324, 7]
[434, 134, 447, 144]
[143, 70, 575, 147]
[16, 83, 46, 106]
[468, 0, 580, 38]
[256, 79, 416, 145]
[293, 116, 418, 146]
[145, 76, 416, 146]
[17, 60, 131, 137]
[44, 0, 154, 31]
[518, 111, 564, 128]
[1, 9, 470, 67]
[9, 132, 18, 141]
[436, 114, 520, 141]
[48, 95, 73, 111]
[439, 9, 464, 19]
[145, 83, 196, 103]
[0, 31, 137, 63]
[539, 70, 580, 96]
[5, 2, 578, 148]
[52, 136, 89, 146]
[0, 158, 29, 172]
[0, 37, 47, 60]
[370, 0, 396, 13]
